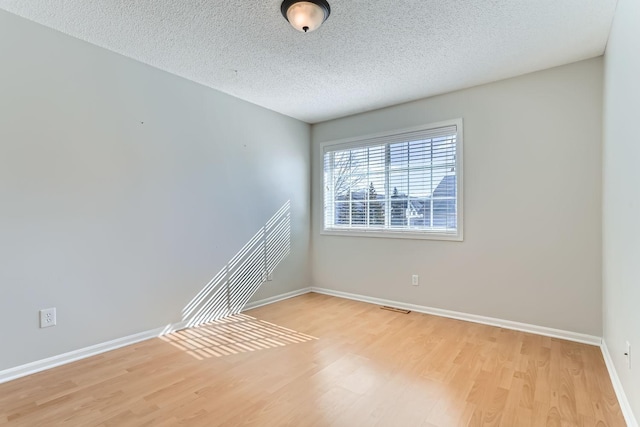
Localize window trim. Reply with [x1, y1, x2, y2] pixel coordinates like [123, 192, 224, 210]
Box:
[320, 119, 464, 241]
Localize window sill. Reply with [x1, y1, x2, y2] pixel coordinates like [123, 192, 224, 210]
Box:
[320, 228, 463, 241]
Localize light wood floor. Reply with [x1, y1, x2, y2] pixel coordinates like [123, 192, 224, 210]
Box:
[0, 293, 625, 426]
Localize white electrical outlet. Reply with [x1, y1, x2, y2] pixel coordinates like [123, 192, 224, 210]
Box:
[39, 307, 56, 328]
[625, 341, 631, 369]
[412, 274, 419, 286]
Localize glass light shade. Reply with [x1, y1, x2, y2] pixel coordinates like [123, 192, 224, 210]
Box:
[286, 2, 326, 33]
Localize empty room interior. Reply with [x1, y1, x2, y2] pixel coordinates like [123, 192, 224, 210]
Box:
[0, 0, 638, 426]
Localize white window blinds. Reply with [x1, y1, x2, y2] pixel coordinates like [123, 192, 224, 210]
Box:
[322, 121, 462, 240]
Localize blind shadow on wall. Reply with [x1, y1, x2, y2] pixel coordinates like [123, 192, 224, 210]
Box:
[179, 200, 291, 328]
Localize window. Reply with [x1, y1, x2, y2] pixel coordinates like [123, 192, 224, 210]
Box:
[322, 119, 463, 240]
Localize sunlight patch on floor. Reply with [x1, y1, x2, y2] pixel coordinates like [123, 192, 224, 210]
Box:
[160, 313, 317, 360]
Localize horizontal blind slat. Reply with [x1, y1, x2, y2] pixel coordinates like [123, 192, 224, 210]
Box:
[323, 125, 457, 154]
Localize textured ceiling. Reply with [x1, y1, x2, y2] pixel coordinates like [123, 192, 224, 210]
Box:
[0, 0, 617, 123]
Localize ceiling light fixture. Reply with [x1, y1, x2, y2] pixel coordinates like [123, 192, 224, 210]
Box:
[281, 0, 331, 33]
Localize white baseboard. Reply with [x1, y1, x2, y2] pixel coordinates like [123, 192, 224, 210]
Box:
[243, 287, 312, 311]
[0, 322, 185, 385]
[601, 340, 638, 427]
[0, 287, 312, 385]
[310, 287, 602, 346]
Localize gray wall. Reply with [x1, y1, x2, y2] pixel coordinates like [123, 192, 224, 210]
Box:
[311, 59, 603, 336]
[603, 0, 640, 419]
[0, 10, 310, 370]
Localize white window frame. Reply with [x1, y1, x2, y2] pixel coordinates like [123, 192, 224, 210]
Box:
[320, 119, 463, 241]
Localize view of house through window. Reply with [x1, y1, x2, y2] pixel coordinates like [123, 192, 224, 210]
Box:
[322, 120, 462, 240]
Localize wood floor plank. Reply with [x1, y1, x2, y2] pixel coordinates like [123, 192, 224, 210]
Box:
[0, 293, 626, 426]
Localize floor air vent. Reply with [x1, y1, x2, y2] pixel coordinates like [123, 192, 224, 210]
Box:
[380, 306, 411, 314]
